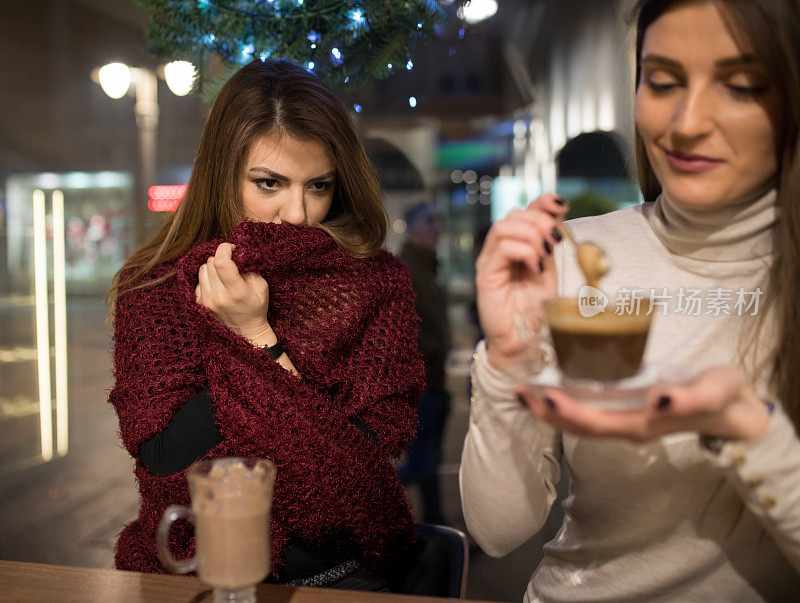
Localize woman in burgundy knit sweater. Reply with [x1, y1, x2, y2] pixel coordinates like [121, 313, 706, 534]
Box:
[106, 59, 427, 591]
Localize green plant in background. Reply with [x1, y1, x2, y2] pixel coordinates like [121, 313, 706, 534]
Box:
[563, 190, 620, 220]
[136, 0, 447, 100]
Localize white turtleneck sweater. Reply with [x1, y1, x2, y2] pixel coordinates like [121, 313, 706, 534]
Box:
[460, 190, 800, 602]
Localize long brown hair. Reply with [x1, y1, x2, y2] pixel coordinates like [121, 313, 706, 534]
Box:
[108, 59, 387, 306]
[632, 0, 800, 430]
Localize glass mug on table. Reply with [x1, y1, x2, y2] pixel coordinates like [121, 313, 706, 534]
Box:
[157, 457, 276, 603]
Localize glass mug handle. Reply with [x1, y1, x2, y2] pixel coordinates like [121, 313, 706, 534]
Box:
[157, 505, 198, 574]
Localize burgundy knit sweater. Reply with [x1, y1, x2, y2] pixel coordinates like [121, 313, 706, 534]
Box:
[109, 221, 425, 578]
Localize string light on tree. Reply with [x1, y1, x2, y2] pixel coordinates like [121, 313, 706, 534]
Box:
[136, 0, 446, 98]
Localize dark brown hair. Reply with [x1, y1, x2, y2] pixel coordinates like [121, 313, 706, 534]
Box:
[632, 0, 800, 430]
[108, 59, 387, 305]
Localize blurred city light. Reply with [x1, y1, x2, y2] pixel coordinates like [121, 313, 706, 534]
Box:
[409, 96, 417, 108]
[458, 0, 498, 24]
[32, 189, 53, 462]
[164, 61, 196, 96]
[96, 62, 131, 99]
[147, 184, 187, 212]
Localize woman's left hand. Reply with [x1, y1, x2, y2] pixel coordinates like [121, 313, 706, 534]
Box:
[515, 366, 772, 443]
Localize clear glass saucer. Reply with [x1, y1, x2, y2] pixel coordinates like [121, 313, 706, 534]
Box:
[526, 363, 697, 410]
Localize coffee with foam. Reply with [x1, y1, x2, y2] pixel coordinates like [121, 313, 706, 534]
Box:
[545, 298, 652, 381]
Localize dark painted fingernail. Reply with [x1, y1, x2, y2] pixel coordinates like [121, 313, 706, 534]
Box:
[656, 395, 671, 410]
[551, 227, 562, 242]
[554, 197, 567, 206]
[544, 241, 552, 255]
[538, 259, 545, 273]
[544, 397, 556, 410]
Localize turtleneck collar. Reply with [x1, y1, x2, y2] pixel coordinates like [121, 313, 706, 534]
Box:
[646, 187, 778, 262]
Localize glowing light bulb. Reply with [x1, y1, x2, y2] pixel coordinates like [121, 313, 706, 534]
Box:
[458, 0, 498, 24]
[164, 61, 197, 96]
[97, 62, 131, 99]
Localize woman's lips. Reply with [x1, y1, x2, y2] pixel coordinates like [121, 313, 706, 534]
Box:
[664, 149, 725, 173]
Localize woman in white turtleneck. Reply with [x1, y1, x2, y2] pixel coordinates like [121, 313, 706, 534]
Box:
[460, 1, 800, 601]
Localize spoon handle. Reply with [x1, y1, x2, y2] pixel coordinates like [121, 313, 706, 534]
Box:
[557, 222, 577, 246]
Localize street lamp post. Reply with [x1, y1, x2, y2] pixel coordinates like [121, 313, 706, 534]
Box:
[92, 61, 196, 245]
[133, 68, 159, 247]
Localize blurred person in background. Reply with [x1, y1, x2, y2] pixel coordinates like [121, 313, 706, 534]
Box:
[397, 201, 452, 525]
[106, 58, 432, 592]
[462, 0, 800, 600]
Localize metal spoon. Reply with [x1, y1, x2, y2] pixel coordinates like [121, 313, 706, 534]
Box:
[557, 223, 609, 289]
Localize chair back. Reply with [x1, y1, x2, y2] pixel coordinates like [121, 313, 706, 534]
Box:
[415, 522, 469, 598]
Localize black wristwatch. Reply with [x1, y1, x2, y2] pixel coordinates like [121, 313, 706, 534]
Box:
[260, 339, 285, 360]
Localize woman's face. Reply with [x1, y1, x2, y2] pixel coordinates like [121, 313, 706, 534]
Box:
[239, 133, 335, 225]
[634, 1, 782, 209]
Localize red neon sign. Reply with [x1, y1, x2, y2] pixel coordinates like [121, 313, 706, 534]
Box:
[148, 184, 187, 212]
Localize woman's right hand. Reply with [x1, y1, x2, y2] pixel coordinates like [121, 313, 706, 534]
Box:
[196, 243, 274, 346]
[475, 194, 569, 372]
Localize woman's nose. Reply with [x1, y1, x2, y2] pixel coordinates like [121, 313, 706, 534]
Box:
[280, 188, 307, 226]
[673, 85, 715, 139]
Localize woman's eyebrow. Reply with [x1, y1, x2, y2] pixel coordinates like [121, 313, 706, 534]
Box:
[715, 54, 760, 68]
[248, 167, 287, 179]
[642, 53, 761, 69]
[248, 167, 336, 182]
[308, 170, 336, 181]
[641, 54, 682, 69]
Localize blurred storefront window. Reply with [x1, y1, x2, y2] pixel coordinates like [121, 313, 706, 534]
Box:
[5, 172, 134, 296]
[1, 171, 133, 473]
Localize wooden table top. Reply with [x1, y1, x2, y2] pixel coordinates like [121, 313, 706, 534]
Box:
[0, 560, 488, 602]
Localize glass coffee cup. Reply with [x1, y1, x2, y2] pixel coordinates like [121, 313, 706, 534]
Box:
[157, 457, 276, 603]
[544, 297, 653, 382]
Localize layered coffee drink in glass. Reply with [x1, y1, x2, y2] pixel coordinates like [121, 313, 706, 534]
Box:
[545, 298, 653, 381]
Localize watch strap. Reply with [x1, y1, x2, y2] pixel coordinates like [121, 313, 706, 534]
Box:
[260, 339, 285, 361]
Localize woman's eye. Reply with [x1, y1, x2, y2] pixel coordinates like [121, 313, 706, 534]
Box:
[645, 79, 677, 92]
[255, 178, 278, 190]
[643, 70, 679, 92]
[726, 85, 767, 98]
[725, 79, 768, 98]
[311, 181, 332, 192]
